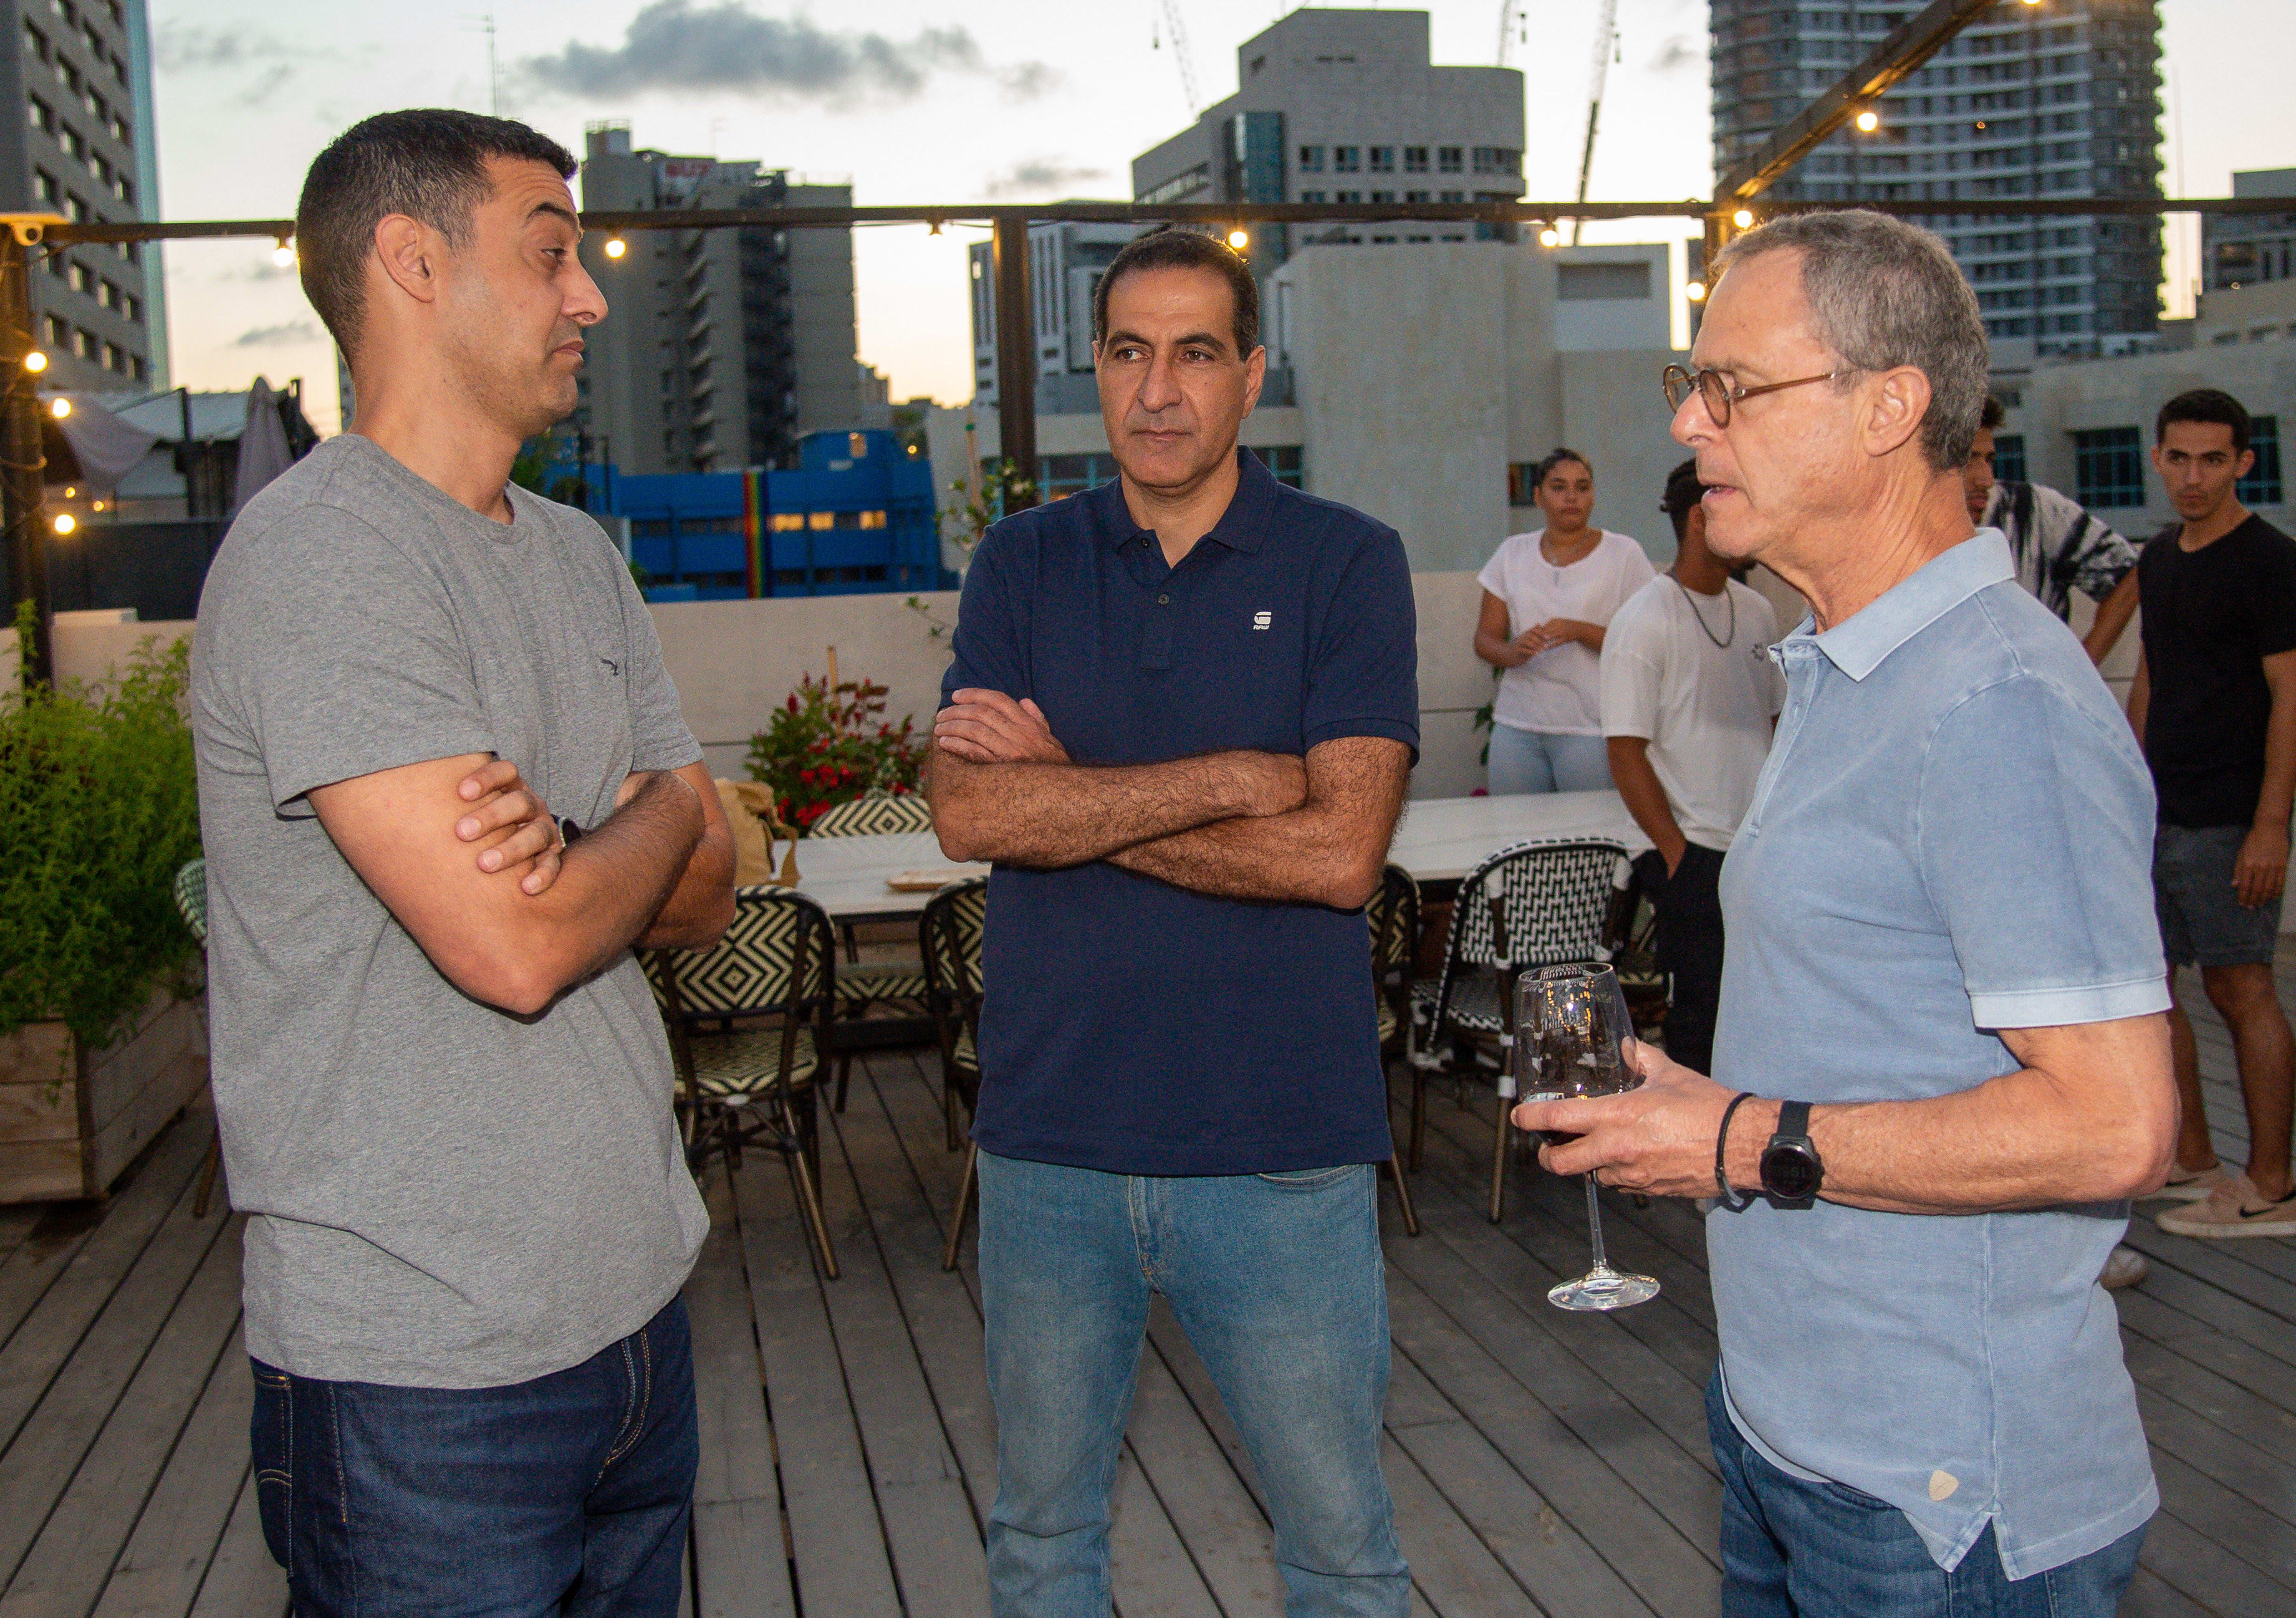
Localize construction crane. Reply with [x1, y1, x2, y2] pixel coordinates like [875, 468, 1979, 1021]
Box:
[1571, 0, 1621, 243]
[1496, 1, 1527, 68]
[1152, 0, 1202, 120]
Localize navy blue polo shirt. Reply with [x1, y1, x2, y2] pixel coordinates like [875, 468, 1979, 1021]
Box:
[940, 448, 1419, 1176]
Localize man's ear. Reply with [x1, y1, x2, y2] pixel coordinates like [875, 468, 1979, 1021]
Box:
[372, 213, 442, 309]
[1861, 365, 1931, 460]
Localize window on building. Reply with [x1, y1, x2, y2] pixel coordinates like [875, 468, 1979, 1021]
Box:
[1439, 189, 1465, 203]
[44, 315, 69, 348]
[1298, 145, 1323, 172]
[2239, 417, 2284, 507]
[102, 341, 122, 371]
[1370, 190, 1394, 204]
[2072, 426, 2146, 508]
[1370, 146, 1394, 173]
[1036, 452, 1120, 500]
[1405, 146, 1429, 173]
[95, 276, 113, 306]
[128, 353, 144, 382]
[22, 21, 46, 62]
[1299, 189, 1326, 204]
[1405, 189, 1430, 203]
[1472, 146, 1501, 173]
[122, 293, 138, 322]
[1248, 445, 1305, 489]
[1992, 432, 2027, 485]
[1333, 146, 1361, 173]
[27, 97, 50, 132]
[35, 170, 59, 204]
[1438, 146, 1464, 173]
[74, 327, 97, 360]
[1336, 189, 1363, 204]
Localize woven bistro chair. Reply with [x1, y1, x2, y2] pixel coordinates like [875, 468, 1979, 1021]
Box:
[171, 858, 226, 1220]
[645, 885, 841, 1279]
[1408, 838, 1629, 1222]
[810, 790, 936, 1113]
[920, 876, 990, 1271]
[1362, 864, 1423, 1237]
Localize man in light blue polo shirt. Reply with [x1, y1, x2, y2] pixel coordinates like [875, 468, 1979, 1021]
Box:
[1519, 210, 2177, 1617]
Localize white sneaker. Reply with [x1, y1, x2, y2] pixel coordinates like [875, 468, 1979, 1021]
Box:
[2140, 1162, 2234, 1203]
[2100, 1246, 2148, 1289]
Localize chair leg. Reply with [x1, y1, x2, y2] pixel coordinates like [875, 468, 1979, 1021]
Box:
[192, 1138, 221, 1218]
[944, 1075, 959, 1153]
[943, 1142, 979, 1272]
[778, 1094, 839, 1280]
[1385, 1127, 1420, 1238]
[1489, 1091, 1511, 1224]
[1409, 1065, 1426, 1172]
[833, 1051, 853, 1114]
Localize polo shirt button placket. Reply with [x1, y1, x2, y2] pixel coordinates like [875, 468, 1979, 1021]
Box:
[1144, 586, 1176, 669]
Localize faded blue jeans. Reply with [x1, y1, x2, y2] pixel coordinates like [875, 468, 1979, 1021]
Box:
[1708, 1371, 2146, 1616]
[250, 1296, 696, 1616]
[1486, 721, 1613, 795]
[977, 1150, 1409, 1617]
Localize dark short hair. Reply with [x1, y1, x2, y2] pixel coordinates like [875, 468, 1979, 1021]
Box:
[1091, 224, 1260, 358]
[1979, 396, 2007, 431]
[2156, 388, 2253, 456]
[297, 109, 577, 361]
[1661, 458, 1706, 543]
[1534, 448, 1592, 488]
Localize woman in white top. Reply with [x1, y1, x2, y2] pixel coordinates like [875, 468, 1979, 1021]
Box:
[1473, 449, 1656, 793]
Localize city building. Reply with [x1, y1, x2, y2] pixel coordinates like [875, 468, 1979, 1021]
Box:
[3, 0, 168, 391]
[949, 239, 1684, 579]
[966, 219, 1141, 410]
[1131, 9, 1525, 280]
[582, 428, 946, 602]
[574, 123, 860, 477]
[2204, 168, 2296, 292]
[1709, 0, 2164, 357]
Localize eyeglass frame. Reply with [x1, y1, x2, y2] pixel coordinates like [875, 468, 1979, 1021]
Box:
[1661, 363, 1855, 427]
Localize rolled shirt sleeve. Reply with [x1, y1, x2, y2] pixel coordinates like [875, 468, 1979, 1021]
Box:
[1916, 672, 2169, 1029]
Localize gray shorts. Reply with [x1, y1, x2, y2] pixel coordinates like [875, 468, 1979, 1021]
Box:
[2154, 822, 2284, 969]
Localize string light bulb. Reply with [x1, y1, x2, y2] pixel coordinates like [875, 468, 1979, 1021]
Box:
[49, 396, 70, 419]
[22, 350, 47, 373]
[1686, 279, 1708, 302]
[1732, 208, 1756, 229]
[603, 237, 627, 259]
[1854, 108, 1880, 133]
[272, 237, 295, 268]
[1226, 228, 1249, 251]
[52, 512, 75, 535]
[1538, 226, 1560, 247]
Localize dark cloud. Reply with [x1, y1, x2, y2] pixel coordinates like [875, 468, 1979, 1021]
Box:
[231, 320, 320, 348]
[983, 160, 1110, 200]
[1650, 34, 1704, 74]
[518, 1, 1057, 106]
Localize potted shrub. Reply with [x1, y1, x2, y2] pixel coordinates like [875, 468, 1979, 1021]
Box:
[0, 615, 207, 1202]
[745, 673, 928, 835]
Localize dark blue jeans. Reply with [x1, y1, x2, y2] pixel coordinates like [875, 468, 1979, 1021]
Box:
[1708, 1371, 2145, 1617]
[251, 1296, 696, 1616]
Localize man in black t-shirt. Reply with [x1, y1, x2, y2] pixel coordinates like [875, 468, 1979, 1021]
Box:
[2130, 388, 2296, 1239]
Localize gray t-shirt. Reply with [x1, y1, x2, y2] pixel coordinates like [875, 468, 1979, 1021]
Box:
[191, 433, 708, 1389]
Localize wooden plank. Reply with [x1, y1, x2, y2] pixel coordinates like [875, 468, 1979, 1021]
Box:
[0, 1146, 84, 1207]
[812, 1094, 992, 1617]
[1120, 1345, 1284, 1618]
[87, 1323, 259, 1618]
[182, 1468, 286, 1618]
[0, 1216, 244, 1617]
[0, 1151, 228, 1586]
[0, 1207, 101, 1357]
[683, 1173, 795, 1618]
[2123, 1332, 2296, 1465]
[84, 1054, 205, 1204]
[727, 1135, 903, 1616]
[1107, 1452, 1224, 1618]
[0, 1081, 79, 1146]
[2149, 1447, 2296, 1592]
[2120, 1563, 2216, 1618]
[2133, 1384, 2296, 1531]
[80, 997, 202, 1139]
[1375, 1435, 1546, 1617]
[0, 1115, 209, 1455]
[2116, 1290, 2296, 1419]
[2138, 1506, 2296, 1614]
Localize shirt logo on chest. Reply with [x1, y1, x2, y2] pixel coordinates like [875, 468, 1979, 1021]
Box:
[1252, 611, 1272, 631]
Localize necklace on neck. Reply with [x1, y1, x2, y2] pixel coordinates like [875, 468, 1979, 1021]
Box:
[1672, 570, 1734, 649]
[1544, 527, 1597, 583]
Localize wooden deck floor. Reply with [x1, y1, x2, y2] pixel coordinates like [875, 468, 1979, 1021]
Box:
[1, 962, 2292, 1616]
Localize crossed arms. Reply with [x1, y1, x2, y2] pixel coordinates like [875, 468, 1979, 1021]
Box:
[928, 689, 1410, 911]
[309, 754, 736, 1017]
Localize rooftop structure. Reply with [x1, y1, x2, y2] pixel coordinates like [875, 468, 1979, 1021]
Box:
[2204, 168, 2296, 292]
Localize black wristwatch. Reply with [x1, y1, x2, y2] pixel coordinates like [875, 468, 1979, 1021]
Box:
[1759, 1099, 1823, 1209]
[557, 816, 583, 851]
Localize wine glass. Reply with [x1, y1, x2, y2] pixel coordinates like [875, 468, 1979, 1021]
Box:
[1514, 964, 1660, 1311]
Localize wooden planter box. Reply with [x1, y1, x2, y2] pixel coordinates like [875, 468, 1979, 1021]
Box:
[0, 979, 208, 1204]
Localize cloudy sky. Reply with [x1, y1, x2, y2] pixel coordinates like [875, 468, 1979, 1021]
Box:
[151, 0, 2296, 436]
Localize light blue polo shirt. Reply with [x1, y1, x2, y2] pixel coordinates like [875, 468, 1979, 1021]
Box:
[1709, 530, 2166, 1579]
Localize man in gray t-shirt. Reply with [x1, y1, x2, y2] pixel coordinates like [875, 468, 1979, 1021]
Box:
[192, 110, 734, 1612]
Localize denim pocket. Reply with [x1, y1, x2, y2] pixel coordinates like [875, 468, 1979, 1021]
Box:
[1254, 1163, 1360, 1190]
[1816, 1478, 1898, 1513]
[249, 1362, 294, 1571]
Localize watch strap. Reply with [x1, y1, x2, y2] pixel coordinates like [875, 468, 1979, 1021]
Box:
[1775, 1098, 1812, 1142]
[1714, 1091, 1757, 1212]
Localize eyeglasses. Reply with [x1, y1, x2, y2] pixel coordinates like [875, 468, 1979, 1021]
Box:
[1662, 363, 1852, 426]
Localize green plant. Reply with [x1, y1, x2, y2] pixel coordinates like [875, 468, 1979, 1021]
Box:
[0, 623, 202, 1051]
[908, 457, 1037, 646]
[744, 674, 927, 833]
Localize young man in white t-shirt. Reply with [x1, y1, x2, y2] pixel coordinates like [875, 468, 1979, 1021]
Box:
[1598, 459, 1785, 1073]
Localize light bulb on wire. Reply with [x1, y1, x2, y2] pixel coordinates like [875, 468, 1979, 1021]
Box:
[604, 237, 627, 259]
[272, 238, 295, 269]
[22, 350, 47, 374]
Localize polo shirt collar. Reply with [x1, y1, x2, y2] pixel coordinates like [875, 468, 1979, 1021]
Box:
[1807, 529, 2015, 682]
[1091, 447, 1279, 555]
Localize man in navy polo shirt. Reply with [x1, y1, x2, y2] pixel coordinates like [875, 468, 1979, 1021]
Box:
[929, 225, 1418, 1617]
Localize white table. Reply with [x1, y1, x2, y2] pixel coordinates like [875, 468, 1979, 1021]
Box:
[785, 791, 1649, 921]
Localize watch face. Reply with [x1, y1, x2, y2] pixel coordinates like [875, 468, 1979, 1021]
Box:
[1762, 1144, 1821, 1201]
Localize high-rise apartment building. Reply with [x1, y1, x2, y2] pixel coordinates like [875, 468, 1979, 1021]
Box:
[1710, 0, 2164, 357]
[966, 220, 1138, 409]
[575, 124, 859, 476]
[2204, 169, 2296, 292]
[3, 0, 168, 390]
[1132, 9, 1525, 276]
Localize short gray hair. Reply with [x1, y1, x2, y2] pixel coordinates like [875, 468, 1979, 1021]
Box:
[1711, 209, 1988, 472]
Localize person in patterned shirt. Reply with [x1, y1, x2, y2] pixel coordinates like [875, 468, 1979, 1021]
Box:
[1966, 395, 2141, 665]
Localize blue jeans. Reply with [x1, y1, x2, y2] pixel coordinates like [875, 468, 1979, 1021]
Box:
[1486, 722, 1613, 795]
[251, 1296, 696, 1616]
[977, 1150, 1408, 1617]
[1708, 1371, 2145, 1616]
